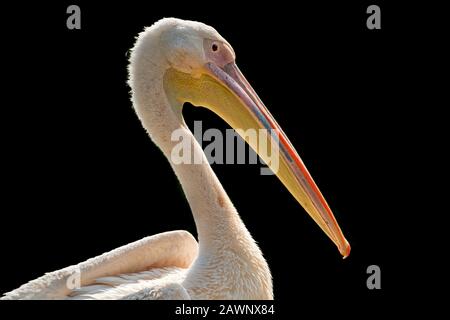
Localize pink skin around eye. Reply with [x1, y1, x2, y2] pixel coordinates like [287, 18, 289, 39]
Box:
[203, 39, 235, 68]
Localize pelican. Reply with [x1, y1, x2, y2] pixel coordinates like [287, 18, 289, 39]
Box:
[2, 18, 350, 300]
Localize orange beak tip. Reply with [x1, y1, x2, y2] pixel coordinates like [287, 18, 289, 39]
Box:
[340, 239, 351, 259]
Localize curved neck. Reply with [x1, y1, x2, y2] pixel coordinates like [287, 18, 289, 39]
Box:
[129, 57, 252, 252]
[129, 44, 272, 298]
[168, 127, 248, 249]
[128, 22, 272, 298]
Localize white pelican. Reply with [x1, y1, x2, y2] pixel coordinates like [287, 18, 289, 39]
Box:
[2, 18, 350, 300]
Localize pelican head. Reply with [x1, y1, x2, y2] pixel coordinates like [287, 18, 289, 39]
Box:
[159, 19, 234, 75]
[130, 18, 350, 258]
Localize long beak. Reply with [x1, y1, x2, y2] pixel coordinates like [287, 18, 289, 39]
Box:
[164, 62, 350, 258]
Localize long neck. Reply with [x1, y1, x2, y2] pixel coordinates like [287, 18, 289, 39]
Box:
[129, 50, 253, 252]
[129, 42, 272, 298]
[170, 129, 253, 249]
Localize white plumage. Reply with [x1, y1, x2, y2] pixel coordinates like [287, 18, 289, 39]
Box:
[2, 17, 350, 300]
[2, 18, 273, 300]
[3, 231, 199, 299]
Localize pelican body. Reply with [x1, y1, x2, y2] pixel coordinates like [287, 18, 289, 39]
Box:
[2, 18, 350, 300]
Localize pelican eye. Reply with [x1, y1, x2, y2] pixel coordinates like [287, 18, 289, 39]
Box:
[212, 43, 218, 52]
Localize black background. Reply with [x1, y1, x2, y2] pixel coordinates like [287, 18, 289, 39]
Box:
[1, 0, 442, 316]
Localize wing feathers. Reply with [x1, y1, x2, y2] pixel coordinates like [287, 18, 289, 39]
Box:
[2, 230, 198, 300]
